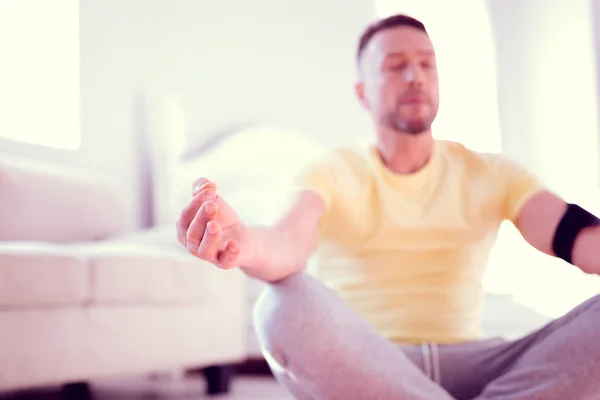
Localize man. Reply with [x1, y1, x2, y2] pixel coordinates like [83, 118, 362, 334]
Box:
[176, 14, 600, 400]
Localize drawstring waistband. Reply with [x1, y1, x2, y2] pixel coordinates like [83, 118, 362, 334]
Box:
[420, 342, 441, 384]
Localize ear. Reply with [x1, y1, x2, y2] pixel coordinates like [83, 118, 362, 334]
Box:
[354, 82, 370, 109]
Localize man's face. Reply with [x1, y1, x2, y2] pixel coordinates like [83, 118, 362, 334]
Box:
[356, 26, 439, 135]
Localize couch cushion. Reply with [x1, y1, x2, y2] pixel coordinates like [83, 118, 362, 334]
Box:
[112, 226, 182, 250]
[0, 154, 130, 242]
[0, 239, 225, 309]
[0, 242, 89, 307]
[69, 242, 222, 305]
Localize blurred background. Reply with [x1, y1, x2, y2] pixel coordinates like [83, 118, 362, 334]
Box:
[1, 0, 599, 398]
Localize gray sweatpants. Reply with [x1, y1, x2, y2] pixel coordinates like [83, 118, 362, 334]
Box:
[253, 273, 600, 400]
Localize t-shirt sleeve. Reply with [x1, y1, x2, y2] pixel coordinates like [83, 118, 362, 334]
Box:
[288, 152, 341, 211]
[493, 154, 547, 223]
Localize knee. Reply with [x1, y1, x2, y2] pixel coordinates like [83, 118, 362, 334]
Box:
[252, 273, 314, 376]
[589, 293, 600, 305]
[561, 294, 600, 341]
[253, 273, 316, 343]
[252, 281, 282, 346]
[580, 293, 600, 312]
[253, 272, 335, 350]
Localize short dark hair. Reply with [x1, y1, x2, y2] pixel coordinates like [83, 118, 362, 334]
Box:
[357, 14, 428, 63]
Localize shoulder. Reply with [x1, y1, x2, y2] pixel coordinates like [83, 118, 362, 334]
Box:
[439, 140, 546, 213]
[438, 140, 527, 177]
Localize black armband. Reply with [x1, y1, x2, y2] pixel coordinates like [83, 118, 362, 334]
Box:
[551, 203, 600, 264]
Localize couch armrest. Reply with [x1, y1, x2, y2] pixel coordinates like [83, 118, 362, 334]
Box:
[0, 154, 130, 242]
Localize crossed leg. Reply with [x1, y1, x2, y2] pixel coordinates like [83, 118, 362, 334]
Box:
[468, 294, 600, 400]
[254, 272, 600, 400]
[422, 294, 600, 400]
[252, 273, 454, 400]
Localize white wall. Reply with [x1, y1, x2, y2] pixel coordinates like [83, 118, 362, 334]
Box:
[485, 0, 600, 314]
[593, 0, 600, 164]
[488, 0, 600, 192]
[83, 0, 375, 227]
[1, 0, 375, 228]
[3, 1, 600, 228]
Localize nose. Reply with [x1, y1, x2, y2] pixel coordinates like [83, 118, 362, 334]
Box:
[403, 63, 424, 87]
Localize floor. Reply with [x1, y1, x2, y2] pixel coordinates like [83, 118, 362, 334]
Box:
[0, 375, 291, 400]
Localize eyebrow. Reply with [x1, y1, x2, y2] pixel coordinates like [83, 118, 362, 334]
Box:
[383, 50, 435, 58]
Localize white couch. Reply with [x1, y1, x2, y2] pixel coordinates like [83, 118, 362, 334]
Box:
[0, 155, 246, 396]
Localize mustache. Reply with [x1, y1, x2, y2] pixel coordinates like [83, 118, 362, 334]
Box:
[399, 90, 428, 101]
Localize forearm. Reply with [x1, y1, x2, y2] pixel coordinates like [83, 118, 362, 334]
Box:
[572, 225, 600, 275]
[238, 225, 312, 283]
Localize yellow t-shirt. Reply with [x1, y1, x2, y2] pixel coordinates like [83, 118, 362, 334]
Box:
[292, 140, 545, 345]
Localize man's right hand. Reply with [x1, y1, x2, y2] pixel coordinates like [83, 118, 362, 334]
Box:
[176, 175, 327, 281]
[176, 177, 248, 269]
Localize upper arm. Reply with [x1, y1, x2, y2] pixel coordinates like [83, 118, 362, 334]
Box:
[275, 189, 329, 254]
[274, 151, 341, 253]
[496, 156, 547, 225]
[492, 154, 563, 256]
[513, 190, 567, 256]
[497, 157, 600, 270]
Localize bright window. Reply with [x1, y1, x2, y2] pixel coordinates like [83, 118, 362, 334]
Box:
[0, 0, 80, 150]
[375, 0, 503, 153]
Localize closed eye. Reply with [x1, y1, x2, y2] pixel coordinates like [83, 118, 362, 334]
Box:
[386, 62, 408, 70]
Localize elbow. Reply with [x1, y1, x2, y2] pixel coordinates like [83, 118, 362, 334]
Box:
[574, 250, 600, 275]
[578, 259, 600, 276]
[571, 226, 600, 275]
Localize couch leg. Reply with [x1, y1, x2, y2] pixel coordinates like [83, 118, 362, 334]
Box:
[61, 382, 93, 400]
[203, 364, 235, 395]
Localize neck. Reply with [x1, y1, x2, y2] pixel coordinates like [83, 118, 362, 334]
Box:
[375, 126, 434, 174]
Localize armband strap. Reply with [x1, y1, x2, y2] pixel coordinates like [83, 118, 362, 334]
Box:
[551, 203, 600, 264]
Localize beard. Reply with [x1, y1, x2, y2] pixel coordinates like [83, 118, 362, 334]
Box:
[380, 89, 438, 135]
[383, 111, 434, 135]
